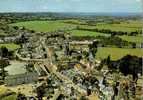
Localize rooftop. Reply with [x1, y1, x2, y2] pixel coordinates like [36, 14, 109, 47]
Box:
[5, 61, 27, 75]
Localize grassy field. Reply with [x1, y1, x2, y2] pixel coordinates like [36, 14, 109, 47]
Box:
[63, 19, 86, 25]
[1, 94, 17, 100]
[0, 86, 8, 96]
[70, 30, 110, 37]
[119, 35, 142, 45]
[0, 43, 20, 51]
[0, 85, 17, 100]
[117, 20, 143, 28]
[11, 21, 76, 32]
[10, 20, 142, 33]
[79, 20, 142, 33]
[95, 25, 139, 32]
[96, 47, 143, 60]
[80, 24, 141, 33]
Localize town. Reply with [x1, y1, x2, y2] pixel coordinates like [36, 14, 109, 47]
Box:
[0, 1, 142, 99]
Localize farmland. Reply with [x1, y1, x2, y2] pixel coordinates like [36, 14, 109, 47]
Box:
[1, 94, 17, 100]
[10, 21, 76, 32]
[0, 86, 17, 100]
[70, 30, 110, 37]
[78, 20, 142, 32]
[96, 47, 143, 60]
[119, 35, 142, 45]
[95, 21, 142, 32]
[0, 44, 20, 51]
[9, 19, 142, 60]
[11, 20, 142, 33]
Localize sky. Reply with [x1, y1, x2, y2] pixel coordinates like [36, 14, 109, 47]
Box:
[0, 0, 142, 13]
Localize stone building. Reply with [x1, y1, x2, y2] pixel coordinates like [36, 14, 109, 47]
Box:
[5, 72, 38, 86]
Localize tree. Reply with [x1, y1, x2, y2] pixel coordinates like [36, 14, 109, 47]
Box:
[79, 96, 89, 100]
[0, 46, 8, 58]
[106, 55, 111, 65]
[26, 63, 34, 72]
[83, 51, 89, 60]
[118, 55, 142, 81]
[15, 34, 27, 44]
[0, 59, 9, 80]
[132, 43, 136, 48]
[13, 26, 19, 30]
[77, 55, 82, 61]
[30, 30, 35, 33]
[112, 82, 119, 100]
[20, 34, 27, 43]
[36, 85, 45, 100]
[17, 93, 27, 100]
[88, 41, 98, 60]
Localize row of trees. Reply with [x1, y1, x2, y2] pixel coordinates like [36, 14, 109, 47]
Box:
[0, 46, 11, 81]
[77, 26, 142, 36]
[71, 35, 136, 48]
[96, 36, 136, 48]
[0, 59, 9, 80]
[0, 46, 14, 59]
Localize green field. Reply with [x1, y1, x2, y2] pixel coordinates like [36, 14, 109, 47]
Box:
[96, 47, 143, 60]
[119, 35, 142, 44]
[11, 21, 76, 32]
[9, 20, 143, 45]
[117, 20, 142, 28]
[70, 30, 110, 37]
[0, 30, 6, 35]
[10, 20, 142, 33]
[1, 94, 17, 100]
[78, 20, 142, 33]
[0, 86, 17, 100]
[0, 43, 20, 51]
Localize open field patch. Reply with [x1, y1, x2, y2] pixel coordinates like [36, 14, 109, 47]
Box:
[0, 43, 20, 51]
[70, 30, 109, 37]
[119, 35, 142, 45]
[96, 47, 143, 60]
[10, 21, 76, 32]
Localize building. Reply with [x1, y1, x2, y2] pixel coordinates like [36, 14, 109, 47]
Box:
[5, 72, 38, 86]
[5, 61, 39, 86]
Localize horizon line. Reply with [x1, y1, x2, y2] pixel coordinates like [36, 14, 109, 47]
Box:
[0, 11, 142, 14]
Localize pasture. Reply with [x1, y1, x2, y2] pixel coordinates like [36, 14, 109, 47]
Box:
[96, 47, 143, 60]
[70, 30, 110, 37]
[10, 21, 76, 32]
[10, 20, 142, 33]
[119, 35, 142, 45]
[0, 43, 20, 51]
[78, 20, 142, 33]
